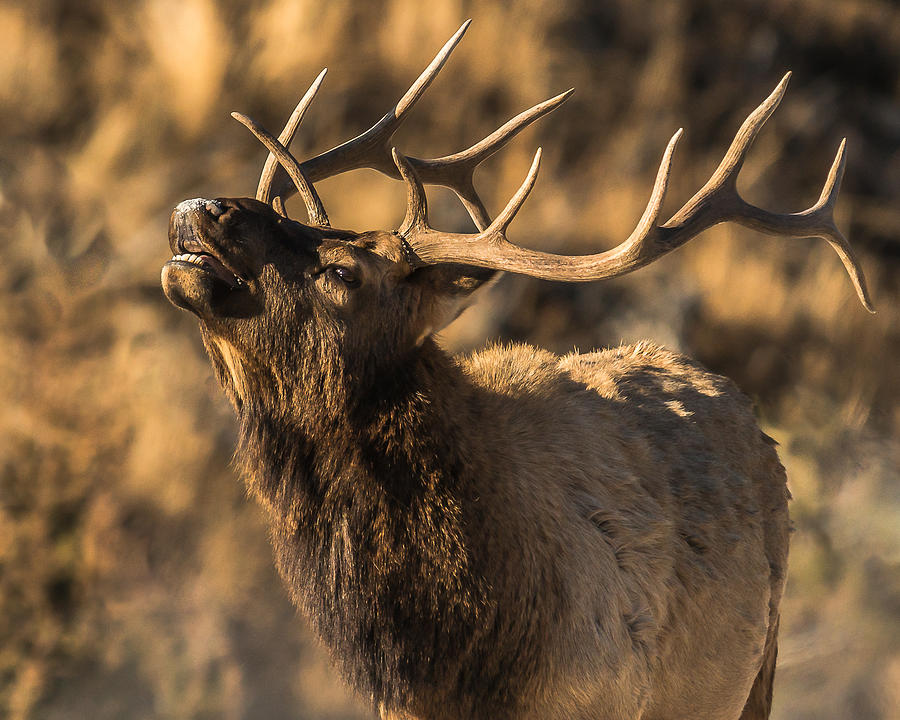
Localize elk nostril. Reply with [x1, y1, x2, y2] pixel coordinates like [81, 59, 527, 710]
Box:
[206, 200, 225, 218]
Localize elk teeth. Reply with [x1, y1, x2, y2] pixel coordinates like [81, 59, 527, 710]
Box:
[172, 253, 205, 266]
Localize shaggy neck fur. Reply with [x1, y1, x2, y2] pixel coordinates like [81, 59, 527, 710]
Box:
[209, 331, 535, 718]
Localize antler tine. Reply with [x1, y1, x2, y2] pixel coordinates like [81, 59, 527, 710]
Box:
[626, 129, 683, 249]
[232, 112, 330, 227]
[703, 71, 791, 189]
[402, 74, 874, 313]
[486, 148, 543, 236]
[257, 68, 328, 205]
[393, 148, 428, 236]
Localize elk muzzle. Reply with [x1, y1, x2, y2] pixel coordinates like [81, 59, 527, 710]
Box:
[162, 198, 249, 317]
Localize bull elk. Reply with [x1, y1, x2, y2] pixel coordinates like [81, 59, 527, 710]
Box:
[161, 21, 873, 720]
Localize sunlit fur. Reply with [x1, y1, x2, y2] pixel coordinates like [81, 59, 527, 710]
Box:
[163, 198, 789, 720]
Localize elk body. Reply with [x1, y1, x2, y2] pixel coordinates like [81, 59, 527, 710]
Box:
[161, 23, 873, 720]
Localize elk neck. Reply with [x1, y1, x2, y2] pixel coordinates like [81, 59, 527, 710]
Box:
[217, 332, 522, 710]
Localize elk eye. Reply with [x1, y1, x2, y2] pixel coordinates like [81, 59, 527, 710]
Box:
[328, 266, 360, 288]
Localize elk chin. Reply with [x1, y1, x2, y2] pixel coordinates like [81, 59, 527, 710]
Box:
[161, 261, 258, 318]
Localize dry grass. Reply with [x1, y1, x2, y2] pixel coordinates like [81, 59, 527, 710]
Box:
[1, 1, 897, 718]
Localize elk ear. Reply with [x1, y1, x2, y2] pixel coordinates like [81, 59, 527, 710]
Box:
[408, 265, 498, 341]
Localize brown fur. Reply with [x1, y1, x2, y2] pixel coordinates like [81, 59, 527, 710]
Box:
[162, 198, 790, 719]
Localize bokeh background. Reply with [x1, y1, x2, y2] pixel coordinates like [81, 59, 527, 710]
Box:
[1, 1, 898, 718]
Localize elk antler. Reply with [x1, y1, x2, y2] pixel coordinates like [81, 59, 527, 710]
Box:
[232, 20, 573, 230]
[398, 73, 874, 313]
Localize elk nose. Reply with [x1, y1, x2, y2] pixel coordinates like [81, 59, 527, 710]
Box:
[172, 198, 225, 220]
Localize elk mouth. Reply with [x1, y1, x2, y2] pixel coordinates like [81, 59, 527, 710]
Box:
[166, 251, 245, 288]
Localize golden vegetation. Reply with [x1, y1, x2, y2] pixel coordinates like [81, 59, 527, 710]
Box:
[1, 1, 897, 718]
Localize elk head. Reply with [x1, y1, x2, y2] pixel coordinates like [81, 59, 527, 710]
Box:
[161, 189, 500, 410]
[162, 20, 873, 411]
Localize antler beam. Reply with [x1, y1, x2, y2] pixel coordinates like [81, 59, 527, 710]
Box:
[402, 73, 874, 313]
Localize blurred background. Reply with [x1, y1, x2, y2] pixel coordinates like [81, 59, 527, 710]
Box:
[1, 1, 897, 718]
